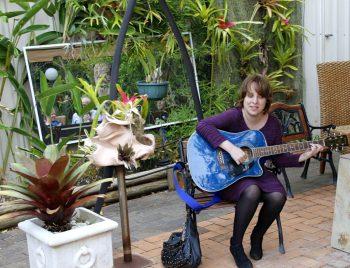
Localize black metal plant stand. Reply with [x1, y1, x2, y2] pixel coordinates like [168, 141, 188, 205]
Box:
[94, 0, 203, 266]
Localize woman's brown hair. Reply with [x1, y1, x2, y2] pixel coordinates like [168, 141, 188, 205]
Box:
[236, 74, 272, 113]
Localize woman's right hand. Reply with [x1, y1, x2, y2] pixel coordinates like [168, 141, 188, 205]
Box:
[219, 140, 247, 165]
[228, 146, 247, 165]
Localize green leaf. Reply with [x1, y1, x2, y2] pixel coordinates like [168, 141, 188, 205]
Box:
[72, 178, 113, 196]
[272, 20, 279, 32]
[18, 146, 43, 158]
[0, 190, 33, 201]
[286, 64, 298, 71]
[12, 0, 49, 36]
[277, 30, 284, 44]
[0, 184, 36, 199]
[43, 145, 59, 163]
[0, 35, 20, 58]
[10, 163, 37, 178]
[0, 124, 46, 150]
[39, 71, 52, 116]
[0, 71, 32, 115]
[57, 135, 74, 152]
[17, 24, 49, 35]
[62, 161, 91, 187]
[9, 0, 31, 10]
[284, 71, 295, 79]
[0, 11, 26, 18]
[67, 194, 105, 211]
[68, 71, 83, 116]
[36, 82, 74, 99]
[43, 2, 57, 17]
[34, 31, 62, 45]
[39, 71, 55, 117]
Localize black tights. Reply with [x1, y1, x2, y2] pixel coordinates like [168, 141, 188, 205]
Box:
[231, 185, 286, 247]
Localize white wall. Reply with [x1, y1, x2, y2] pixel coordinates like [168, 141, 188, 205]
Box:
[303, 0, 350, 126]
[0, 2, 54, 178]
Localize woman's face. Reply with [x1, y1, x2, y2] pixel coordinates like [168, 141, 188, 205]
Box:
[243, 82, 267, 117]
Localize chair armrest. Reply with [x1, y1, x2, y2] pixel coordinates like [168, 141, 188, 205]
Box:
[308, 123, 336, 134]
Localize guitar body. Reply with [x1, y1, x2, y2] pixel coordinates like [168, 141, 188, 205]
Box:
[187, 130, 267, 192]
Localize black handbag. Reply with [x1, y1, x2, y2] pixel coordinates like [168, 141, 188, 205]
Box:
[161, 210, 202, 268]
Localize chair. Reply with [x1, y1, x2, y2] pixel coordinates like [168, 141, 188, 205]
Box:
[176, 138, 286, 254]
[317, 61, 350, 154]
[269, 102, 338, 196]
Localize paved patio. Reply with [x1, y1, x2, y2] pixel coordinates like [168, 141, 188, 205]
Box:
[1, 153, 349, 267]
[115, 184, 348, 268]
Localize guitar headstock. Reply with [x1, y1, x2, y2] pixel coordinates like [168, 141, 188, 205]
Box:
[325, 134, 349, 151]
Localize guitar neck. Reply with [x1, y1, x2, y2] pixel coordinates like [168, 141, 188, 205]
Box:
[251, 139, 325, 158]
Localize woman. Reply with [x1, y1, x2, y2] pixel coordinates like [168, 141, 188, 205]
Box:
[196, 74, 323, 268]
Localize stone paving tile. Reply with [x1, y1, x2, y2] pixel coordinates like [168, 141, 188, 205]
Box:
[114, 184, 350, 267]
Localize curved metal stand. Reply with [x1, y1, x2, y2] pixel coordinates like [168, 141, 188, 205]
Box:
[95, 0, 204, 265]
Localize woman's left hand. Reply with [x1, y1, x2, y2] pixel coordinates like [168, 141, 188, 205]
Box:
[298, 143, 324, 162]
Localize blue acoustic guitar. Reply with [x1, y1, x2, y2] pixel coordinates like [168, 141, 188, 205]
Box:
[187, 130, 348, 192]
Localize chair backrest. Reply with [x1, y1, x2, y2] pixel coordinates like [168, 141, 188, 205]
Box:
[269, 102, 311, 143]
[317, 61, 350, 126]
[178, 138, 189, 162]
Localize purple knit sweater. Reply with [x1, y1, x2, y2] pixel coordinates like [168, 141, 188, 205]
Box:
[196, 107, 303, 201]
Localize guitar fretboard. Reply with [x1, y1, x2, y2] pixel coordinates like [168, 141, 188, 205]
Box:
[251, 140, 325, 158]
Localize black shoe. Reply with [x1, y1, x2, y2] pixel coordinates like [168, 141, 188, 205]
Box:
[250, 229, 263, 260]
[229, 244, 253, 268]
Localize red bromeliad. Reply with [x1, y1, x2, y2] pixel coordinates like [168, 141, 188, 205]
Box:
[0, 145, 112, 232]
[218, 17, 236, 30]
[281, 18, 290, 26]
[117, 85, 138, 104]
[115, 84, 149, 121]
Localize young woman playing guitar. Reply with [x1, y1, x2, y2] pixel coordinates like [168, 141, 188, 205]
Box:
[196, 74, 323, 268]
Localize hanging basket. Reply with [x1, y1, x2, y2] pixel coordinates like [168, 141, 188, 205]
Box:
[136, 81, 169, 100]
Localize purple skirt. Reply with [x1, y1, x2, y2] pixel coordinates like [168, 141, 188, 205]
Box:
[218, 168, 286, 202]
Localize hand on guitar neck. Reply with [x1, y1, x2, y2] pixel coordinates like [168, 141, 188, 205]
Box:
[298, 143, 324, 162]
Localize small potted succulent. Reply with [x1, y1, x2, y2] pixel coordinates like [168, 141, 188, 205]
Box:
[0, 145, 117, 268]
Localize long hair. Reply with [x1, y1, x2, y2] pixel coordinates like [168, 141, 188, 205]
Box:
[236, 74, 272, 113]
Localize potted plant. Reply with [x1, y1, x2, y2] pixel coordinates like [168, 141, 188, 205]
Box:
[136, 45, 169, 101]
[0, 145, 117, 268]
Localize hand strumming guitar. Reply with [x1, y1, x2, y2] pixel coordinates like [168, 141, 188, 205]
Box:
[219, 140, 247, 165]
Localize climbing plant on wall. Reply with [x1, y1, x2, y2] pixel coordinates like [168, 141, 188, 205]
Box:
[0, 0, 305, 177]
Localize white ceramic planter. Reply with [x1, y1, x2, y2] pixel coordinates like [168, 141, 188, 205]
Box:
[18, 207, 118, 268]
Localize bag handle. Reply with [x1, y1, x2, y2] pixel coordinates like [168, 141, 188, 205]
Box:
[173, 162, 221, 213]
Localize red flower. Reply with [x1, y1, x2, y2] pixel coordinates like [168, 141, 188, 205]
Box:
[218, 17, 236, 29]
[281, 18, 290, 26]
